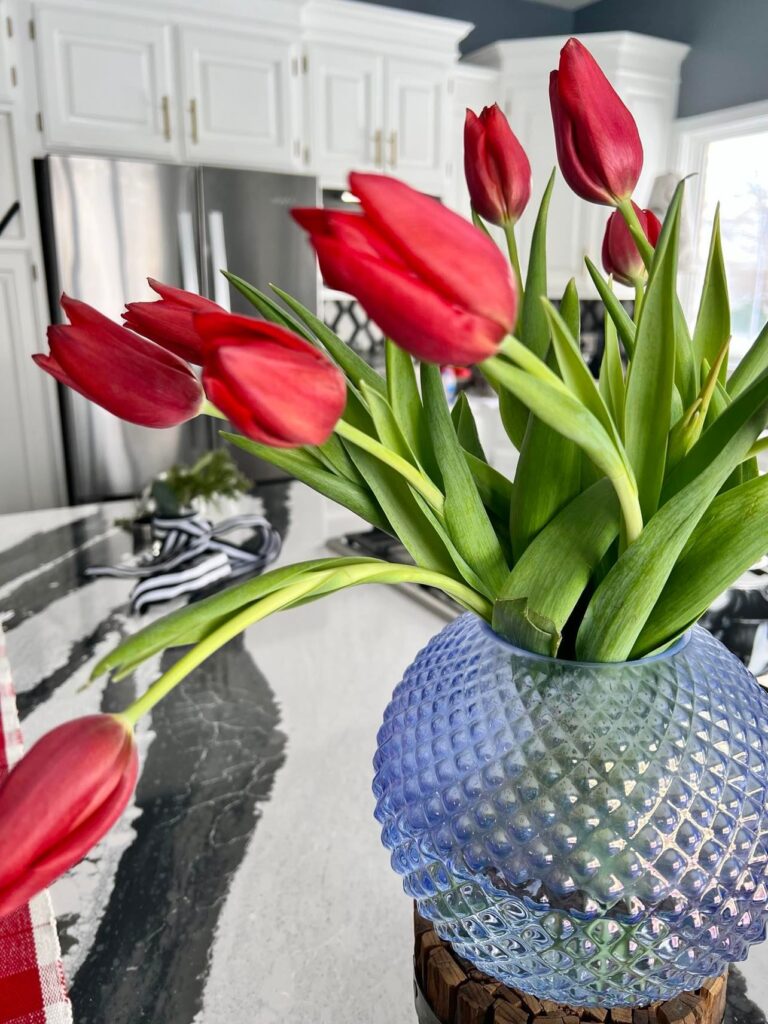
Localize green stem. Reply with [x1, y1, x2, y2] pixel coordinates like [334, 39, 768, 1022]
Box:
[503, 222, 525, 314]
[471, 207, 492, 238]
[617, 198, 653, 270]
[483, 352, 643, 545]
[120, 574, 325, 726]
[120, 564, 492, 726]
[335, 418, 445, 514]
[200, 399, 227, 420]
[633, 281, 645, 322]
[743, 436, 768, 463]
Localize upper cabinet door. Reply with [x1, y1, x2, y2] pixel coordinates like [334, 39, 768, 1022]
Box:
[305, 46, 384, 184]
[179, 28, 300, 170]
[34, 6, 179, 159]
[385, 59, 447, 195]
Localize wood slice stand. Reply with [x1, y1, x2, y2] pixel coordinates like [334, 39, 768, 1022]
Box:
[414, 907, 728, 1024]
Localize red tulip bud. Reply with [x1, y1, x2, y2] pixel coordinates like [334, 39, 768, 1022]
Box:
[550, 38, 643, 206]
[0, 715, 138, 919]
[34, 296, 204, 428]
[123, 279, 222, 364]
[292, 173, 517, 365]
[602, 202, 661, 286]
[197, 314, 347, 446]
[464, 104, 531, 226]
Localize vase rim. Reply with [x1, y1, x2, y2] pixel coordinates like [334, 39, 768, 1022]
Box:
[477, 618, 693, 668]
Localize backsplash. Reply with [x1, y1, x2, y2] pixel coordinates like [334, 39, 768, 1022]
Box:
[322, 295, 634, 374]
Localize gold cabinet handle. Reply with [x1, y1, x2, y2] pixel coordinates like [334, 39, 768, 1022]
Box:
[161, 95, 171, 141]
[372, 128, 383, 168]
[189, 97, 198, 144]
[388, 130, 397, 168]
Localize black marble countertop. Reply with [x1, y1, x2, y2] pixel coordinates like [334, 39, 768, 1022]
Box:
[0, 483, 766, 1024]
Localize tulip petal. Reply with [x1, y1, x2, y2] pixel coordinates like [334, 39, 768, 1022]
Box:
[49, 323, 202, 428]
[60, 295, 186, 372]
[550, 71, 614, 205]
[348, 172, 516, 333]
[556, 39, 643, 203]
[196, 313, 347, 446]
[464, 108, 508, 225]
[312, 236, 506, 365]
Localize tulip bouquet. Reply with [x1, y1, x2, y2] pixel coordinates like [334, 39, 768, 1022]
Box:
[6, 37, 768, 949]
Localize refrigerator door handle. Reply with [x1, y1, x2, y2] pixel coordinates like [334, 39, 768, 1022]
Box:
[207, 210, 231, 311]
[177, 210, 200, 294]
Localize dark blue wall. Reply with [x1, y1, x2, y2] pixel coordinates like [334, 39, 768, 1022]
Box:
[361, 0, 768, 117]
[355, 0, 572, 53]
[574, 0, 768, 117]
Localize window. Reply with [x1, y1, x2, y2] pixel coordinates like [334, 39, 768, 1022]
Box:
[675, 101, 768, 369]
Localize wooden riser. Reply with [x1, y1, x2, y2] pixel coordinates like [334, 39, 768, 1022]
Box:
[413, 907, 728, 1024]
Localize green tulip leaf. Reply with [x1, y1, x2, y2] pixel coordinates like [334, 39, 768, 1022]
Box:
[577, 367, 768, 661]
[494, 170, 557, 450]
[692, 205, 730, 385]
[585, 258, 636, 358]
[385, 340, 424, 460]
[222, 271, 317, 342]
[494, 478, 620, 656]
[622, 189, 680, 520]
[727, 319, 768, 398]
[633, 472, 768, 655]
[598, 285, 626, 438]
[451, 391, 487, 463]
[421, 362, 509, 593]
[223, 432, 389, 530]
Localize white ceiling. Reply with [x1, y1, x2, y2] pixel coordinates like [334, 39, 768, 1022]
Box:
[520, 0, 603, 9]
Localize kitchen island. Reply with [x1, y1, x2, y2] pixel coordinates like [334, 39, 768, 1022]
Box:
[1, 481, 767, 1024]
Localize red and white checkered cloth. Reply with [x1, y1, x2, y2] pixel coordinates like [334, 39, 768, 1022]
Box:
[0, 628, 72, 1023]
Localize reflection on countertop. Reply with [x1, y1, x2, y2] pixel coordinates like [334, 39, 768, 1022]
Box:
[1, 482, 768, 1023]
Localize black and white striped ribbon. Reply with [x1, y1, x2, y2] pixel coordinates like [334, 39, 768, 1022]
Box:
[87, 512, 281, 613]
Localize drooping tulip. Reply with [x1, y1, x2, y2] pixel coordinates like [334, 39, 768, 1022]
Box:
[602, 203, 662, 286]
[0, 715, 138, 919]
[197, 313, 346, 446]
[549, 38, 643, 206]
[123, 279, 222, 364]
[464, 104, 531, 227]
[34, 296, 203, 427]
[292, 172, 517, 365]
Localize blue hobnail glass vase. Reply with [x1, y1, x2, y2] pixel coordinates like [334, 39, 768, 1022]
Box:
[373, 614, 768, 1007]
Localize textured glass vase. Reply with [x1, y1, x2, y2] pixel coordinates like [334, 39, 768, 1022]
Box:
[373, 614, 768, 1007]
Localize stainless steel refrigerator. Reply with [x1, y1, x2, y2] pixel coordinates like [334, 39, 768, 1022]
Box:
[36, 154, 319, 503]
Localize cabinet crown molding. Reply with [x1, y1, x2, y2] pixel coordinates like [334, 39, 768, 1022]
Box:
[467, 31, 690, 82]
[302, 0, 472, 60]
[32, 0, 305, 31]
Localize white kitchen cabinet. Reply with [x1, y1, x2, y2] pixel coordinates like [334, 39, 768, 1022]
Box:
[304, 49, 449, 193]
[304, 45, 384, 179]
[0, 0, 16, 102]
[385, 59, 447, 194]
[33, 5, 180, 159]
[302, 1, 470, 193]
[466, 33, 690, 298]
[0, 251, 66, 512]
[178, 27, 301, 170]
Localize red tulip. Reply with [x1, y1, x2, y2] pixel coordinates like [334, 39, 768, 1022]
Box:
[197, 313, 346, 446]
[34, 296, 203, 428]
[602, 202, 662, 286]
[292, 172, 517, 365]
[123, 279, 222, 364]
[0, 715, 138, 919]
[550, 38, 643, 206]
[464, 104, 531, 226]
